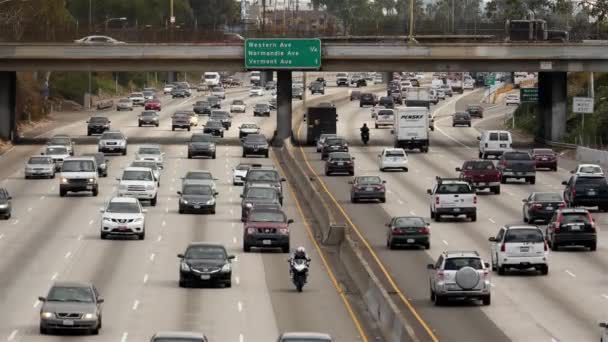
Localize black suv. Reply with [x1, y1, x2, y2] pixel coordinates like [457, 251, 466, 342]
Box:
[253, 103, 271, 117]
[562, 175, 608, 210]
[378, 96, 395, 109]
[178, 243, 234, 287]
[203, 120, 224, 138]
[0, 188, 12, 220]
[359, 93, 377, 107]
[321, 137, 348, 160]
[188, 133, 216, 159]
[86, 116, 110, 136]
[242, 134, 269, 158]
[309, 82, 325, 95]
[546, 208, 597, 251]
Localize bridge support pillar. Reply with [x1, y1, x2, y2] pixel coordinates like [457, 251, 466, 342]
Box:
[261, 71, 273, 86]
[538, 72, 567, 142]
[275, 71, 292, 147]
[0, 72, 16, 142]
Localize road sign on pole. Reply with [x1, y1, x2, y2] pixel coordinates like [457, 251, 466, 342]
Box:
[245, 38, 321, 70]
[520, 88, 538, 103]
[573, 97, 594, 114]
[485, 75, 495, 86]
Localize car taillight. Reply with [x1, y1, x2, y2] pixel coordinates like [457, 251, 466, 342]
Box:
[544, 240, 548, 251]
[247, 227, 256, 234]
[392, 228, 403, 235]
[278, 228, 289, 235]
[500, 243, 505, 252]
[571, 188, 576, 197]
[375, 185, 384, 191]
[419, 227, 430, 234]
[558, 202, 566, 208]
[473, 196, 477, 204]
[435, 197, 440, 205]
[437, 271, 444, 280]
[532, 203, 542, 209]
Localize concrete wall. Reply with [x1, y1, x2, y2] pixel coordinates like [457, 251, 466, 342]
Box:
[0, 72, 16, 141]
[538, 72, 567, 142]
[576, 146, 608, 167]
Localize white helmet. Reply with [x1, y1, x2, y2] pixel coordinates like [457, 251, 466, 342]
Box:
[295, 246, 306, 255]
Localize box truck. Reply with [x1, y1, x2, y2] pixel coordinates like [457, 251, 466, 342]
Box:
[392, 106, 430, 153]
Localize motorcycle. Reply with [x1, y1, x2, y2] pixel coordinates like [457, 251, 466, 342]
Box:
[361, 131, 370, 145]
[289, 258, 310, 292]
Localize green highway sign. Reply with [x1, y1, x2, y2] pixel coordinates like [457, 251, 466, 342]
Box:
[520, 87, 538, 103]
[485, 75, 496, 86]
[245, 38, 321, 70]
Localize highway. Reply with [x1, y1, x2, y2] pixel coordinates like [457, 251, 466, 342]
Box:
[0, 84, 366, 341]
[298, 83, 608, 342]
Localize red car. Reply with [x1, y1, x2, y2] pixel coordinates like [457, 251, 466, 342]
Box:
[243, 207, 292, 253]
[532, 148, 558, 171]
[456, 160, 501, 194]
[144, 99, 161, 111]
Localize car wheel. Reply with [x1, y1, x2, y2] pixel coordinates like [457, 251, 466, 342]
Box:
[100, 232, 108, 240]
[188, 153, 192, 159]
[138, 123, 142, 127]
[429, 288, 435, 301]
[282, 244, 290, 253]
[60, 189, 66, 197]
[478, 151, 483, 159]
[500, 176, 506, 184]
[179, 278, 187, 288]
[540, 264, 549, 275]
[424, 242, 430, 250]
[351, 196, 357, 203]
[150, 196, 157, 206]
[87, 131, 91, 136]
[434, 214, 441, 222]
[92, 188, 98, 197]
[325, 171, 330, 176]
[434, 293, 445, 306]
[243, 243, 251, 252]
[482, 295, 491, 306]
[430, 208, 435, 219]
[212, 152, 216, 159]
[225, 280, 232, 288]
[349, 171, 354, 176]
[498, 265, 506, 275]
[172, 127, 175, 131]
[122, 149, 127, 156]
[529, 177, 536, 185]
[523, 211, 529, 223]
[590, 241, 597, 251]
[470, 213, 477, 222]
[492, 186, 500, 194]
[380, 197, 386, 203]
[39, 325, 48, 335]
[210, 206, 216, 215]
[138, 232, 145, 240]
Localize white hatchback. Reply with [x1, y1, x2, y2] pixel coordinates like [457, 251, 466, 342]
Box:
[573, 163, 604, 177]
[379, 148, 408, 172]
[489, 224, 548, 275]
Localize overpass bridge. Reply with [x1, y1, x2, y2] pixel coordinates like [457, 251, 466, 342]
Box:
[2, 41, 607, 143]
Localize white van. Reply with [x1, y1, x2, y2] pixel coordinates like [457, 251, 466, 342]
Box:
[478, 130, 512, 159]
[203, 72, 221, 87]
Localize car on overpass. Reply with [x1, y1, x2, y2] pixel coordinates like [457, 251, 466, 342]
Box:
[74, 35, 125, 45]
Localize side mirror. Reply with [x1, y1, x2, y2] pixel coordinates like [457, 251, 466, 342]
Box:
[351, 157, 355, 160]
[570, 170, 575, 174]
[228, 255, 236, 260]
[455, 167, 461, 172]
[86, 121, 89, 123]
[177, 253, 184, 258]
[378, 154, 382, 157]
[38, 296, 46, 302]
[40, 152, 44, 155]
[426, 264, 435, 270]
[240, 194, 244, 198]
[561, 181, 568, 185]
[390, 130, 394, 134]
[158, 165, 164, 170]
[488, 237, 496, 242]
[213, 178, 218, 180]
[97, 297, 104, 304]
[177, 191, 182, 196]
[382, 180, 386, 184]
[484, 262, 490, 268]
[348, 180, 354, 184]
[214, 192, 219, 196]
[477, 136, 481, 141]
[522, 199, 528, 203]
[116, 177, 121, 181]
[108, 121, 111, 123]
[600, 322, 608, 328]
[287, 219, 294, 224]
[281, 177, 286, 182]
[426, 189, 432, 195]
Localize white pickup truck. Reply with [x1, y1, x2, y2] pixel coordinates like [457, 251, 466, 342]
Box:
[427, 177, 477, 222]
[117, 167, 159, 206]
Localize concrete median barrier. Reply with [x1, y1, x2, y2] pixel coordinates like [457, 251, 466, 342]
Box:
[576, 146, 608, 166]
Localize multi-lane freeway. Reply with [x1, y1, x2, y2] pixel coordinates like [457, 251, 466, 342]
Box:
[0, 83, 367, 342]
[1, 72, 607, 342]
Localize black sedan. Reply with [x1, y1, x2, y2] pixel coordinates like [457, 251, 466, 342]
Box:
[86, 116, 110, 136]
[188, 133, 216, 159]
[203, 120, 224, 138]
[452, 112, 471, 127]
[523, 192, 565, 223]
[359, 93, 377, 107]
[178, 243, 234, 288]
[309, 82, 325, 95]
[325, 152, 355, 176]
[138, 111, 160, 127]
[321, 137, 348, 160]
[350, 175, 386, 203]
[242, 134, 269, 158]
[253, 103, 271, 117]
[178, 184, 218, 214]
[193, 101, 212, 115]
[171, 88, 188, 98]
[386, 216, 430, 250]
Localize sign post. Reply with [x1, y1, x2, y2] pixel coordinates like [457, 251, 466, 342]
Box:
[573, 97, 594, 141]
[245, 38, 321, 70]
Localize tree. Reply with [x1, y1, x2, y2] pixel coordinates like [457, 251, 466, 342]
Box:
[189, 0, 240, 31]
[485, 0, 551, 23]
[580, 0, 608, 22]
[0, 0, 74, 40]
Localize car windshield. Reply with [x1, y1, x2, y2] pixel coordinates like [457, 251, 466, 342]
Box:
[249, 210, 286, 222]
[578, 166, 602, 174]
[455, 113, 469, 119]
[186, 172, 212, 180]
[241, 124, 257, 129]
[119, 99, 130, 103]
[101, 133, 123, 140]
[245, 136, 266, 144]
[504, 229, 544, 243]
[131, 161, 157, 170]
[385, 150, 405, 158]
[378, 110, 394, 116]
[122, 170, 153, 181]
[246, 187, 277, 199]
[46, 147, 68, 154]
[143, 91, 154, 96]
[247, 170, 279, 182]
[107, 201, 140, 213]
[233, 100, 244, 105]
[562, 212, 591, 224]
[206, 121, 222, 128]
[463, 161, 495, 170]
[356, 176, 382, 185]
[182, 185, 213, 196]
[195, 101, 208, 106]
[212, 87, 223, 92]
[394, 217, 425, 227]
[204, 75, 217, 80]
[436, 183, 473, 194]
[130, 93, 143, 97]
[326, 138, 345, 145]
[255, 104, 269, 109]
[89, 117, 108, 123]
[28, 157, 51, 164]
[191, 135, 214, 143]
[185, 246, 226, 259]
[236, 164, 252, 171]
[443, 257, 483, 270]
[533, 193, 563, 202]
[533, 149, 553, 155]
[49, 138, 70, 145]
[62, 160, 95, 172]
[141, 112, 157, 117]
[47, 286, 94, 303]
[138, 148, 160, 155]
[329, 153, 350, 160]
[504, 152, 531, 160]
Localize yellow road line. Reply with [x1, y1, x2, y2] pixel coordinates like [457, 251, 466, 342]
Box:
[296, 124, 439, 342]
[270, 151, 369, 342]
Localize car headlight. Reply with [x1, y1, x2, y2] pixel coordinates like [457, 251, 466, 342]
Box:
[245, 203, 253, 208]
[181, 262, 191, 272]
[88, 178, 95, 183]
[133, 217, 143, 223]
[145, 184, 155, 190]
[61, 177, 68, 183]
[41, 312, 55, 319]
[102, 217, 112, 222]
[221, 263, 231, 272]
[181, 199, 188, 204]
[98, 141, 103, 146]
[206, 199, 215, 205]
[0, 204, 7, 209]
[83, 313, 97, 320]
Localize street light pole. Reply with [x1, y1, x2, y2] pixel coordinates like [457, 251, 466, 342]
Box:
[88, 0, 92, 32]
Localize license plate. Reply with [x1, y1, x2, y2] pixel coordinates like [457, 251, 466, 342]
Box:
[516, 172, 523, 175]
[588, 191, 596, 196]
[108, 148, 115, 151]
[542, 157, 548, 161]
[520, 247, 529, 252]
[453, 208, 461, 212]
[253, 148, 258, 151]
[200, 275, 211, 280]
[62, 320, 74, 326]
[118, 226, 127, 229]
[338, 162, 344, 166]
[571, 225, 582, 231]
[365, 187, 374, 191]
[86, 185, 93, 190]
[407, 238, 415, 243]
[478, 182, 487, 186]
[263, 239, 272, 245]
[500, 144, 507, 148]
[193, 205, 201, 209]
[546, 206, 553, 210]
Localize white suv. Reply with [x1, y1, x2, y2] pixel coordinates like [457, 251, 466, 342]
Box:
[489, 224, 548, 275]
[100, 197, 146, 240]
[427, 177, 477, 222]
[117, 167, 158, 206]
[427, 251, 491, 306]
[378, 148, 408, 172]
[135, 144, 164, 167]
[573, 163, 604, 177]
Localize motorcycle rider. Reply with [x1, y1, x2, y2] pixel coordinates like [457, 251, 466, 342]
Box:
[360, 123, 370, 143]
[289, 246, 311, 265]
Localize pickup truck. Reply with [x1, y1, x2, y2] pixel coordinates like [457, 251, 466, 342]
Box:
[456, 160, 501, 194]
[427, 177, 477, 222]
[497, 151, 536, 184]
[374, 109, 394, 128]
[171, 113, 191, 131]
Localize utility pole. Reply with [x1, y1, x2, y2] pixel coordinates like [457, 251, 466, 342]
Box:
[88, 0, 92, 32]
[451, 0, 455, 33]
[407, 0, 417, 43]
